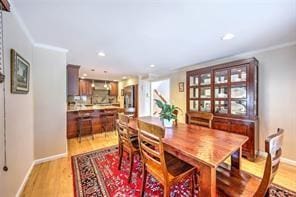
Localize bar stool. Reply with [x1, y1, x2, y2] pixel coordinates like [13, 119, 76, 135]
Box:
[101, 111, 116, 137]
[77, 112, 95, 143]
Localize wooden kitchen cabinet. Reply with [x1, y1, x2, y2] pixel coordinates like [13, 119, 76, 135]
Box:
[79, 79, 93, 96]
[109, 82, 118, 96]
[67, 65, 80, 96]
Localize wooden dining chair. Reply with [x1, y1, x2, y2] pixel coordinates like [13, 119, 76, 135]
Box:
[116, 113, 139, 182]
[187, 111, 214, 128]
[137, 120, 197, 197]
[216, 128, 284, 197]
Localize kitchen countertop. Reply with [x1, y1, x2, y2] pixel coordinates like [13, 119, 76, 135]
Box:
[67, 105, 121, 112]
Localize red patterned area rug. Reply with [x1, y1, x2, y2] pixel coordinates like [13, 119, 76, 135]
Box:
[72, 146, 296, 197]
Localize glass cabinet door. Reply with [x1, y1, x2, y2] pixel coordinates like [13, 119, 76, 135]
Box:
[231, 66, 247, 82]
[231, 100, 247, 116]
[200, 100, 211, 112]
[190, 100, 199, 111]
[200, 73, 211, 85]
[215, 100, 229, 114]
[200, 87, 211, 98]
[215, 70, 228, 84]
[215, 86, 228, 98]
[190, 87, 199, 99]
[190, 75, 199, 86]
[231, 86, 246, 99]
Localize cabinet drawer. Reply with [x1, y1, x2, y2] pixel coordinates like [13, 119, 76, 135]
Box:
[213, 118, 230, 131]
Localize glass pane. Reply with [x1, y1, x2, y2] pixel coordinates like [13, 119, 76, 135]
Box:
[190, 76, 199, 86]
[215, 86, 228, 98]
[200, 73, 211, 85]
[215, 70, 228, 84]
[231, 100, 247, 116]
[200, 100, 211, 112]
[190, 100, 199, 111]
[200, 87, 211, 98]
[215, 100, 228, 114]
[190, 87, 199, 98]
[231, 67, 247, 82]
[231, 86, 246, 98]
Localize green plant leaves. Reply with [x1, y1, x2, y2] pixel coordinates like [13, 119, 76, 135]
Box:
[154, 99, 177, 121]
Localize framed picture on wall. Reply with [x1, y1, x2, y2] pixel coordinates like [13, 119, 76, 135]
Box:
[11, 49, 30, 94]
[179, 82, 184, 92]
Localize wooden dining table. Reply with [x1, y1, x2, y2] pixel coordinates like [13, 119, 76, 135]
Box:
[128, 116, 249, 197]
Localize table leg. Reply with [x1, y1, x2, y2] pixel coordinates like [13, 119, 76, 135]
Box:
[231, 146, 242, 170]
[199, 163, 216, 197]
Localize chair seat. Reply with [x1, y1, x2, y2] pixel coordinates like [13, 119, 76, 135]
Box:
[147, 152, 195, 183]
[217, 163, 261, 197]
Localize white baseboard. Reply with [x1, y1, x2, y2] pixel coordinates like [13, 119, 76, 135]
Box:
[258, 151, 296, 166]
[34, 152, 68, 165]
[16, 152, 68, 196]
[15, 160, 36, 197]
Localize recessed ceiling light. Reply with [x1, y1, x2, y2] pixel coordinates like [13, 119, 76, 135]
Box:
[122, 76, 127, 79]
[83, 73, 87, 77]
[150, 64, 155, 68]
[221, 33, 235, 40]
[98, 52, 106, 57]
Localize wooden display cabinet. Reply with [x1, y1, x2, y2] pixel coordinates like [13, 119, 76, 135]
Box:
[186, 58, 258, 160]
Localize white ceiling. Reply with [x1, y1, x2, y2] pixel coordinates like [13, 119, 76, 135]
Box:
[12, 0, 296, 80]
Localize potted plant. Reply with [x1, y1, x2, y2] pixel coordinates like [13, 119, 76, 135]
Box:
[154, 99, 179, 127]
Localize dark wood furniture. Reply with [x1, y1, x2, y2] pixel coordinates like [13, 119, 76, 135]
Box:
[67, 65, 80, 96]
[101, 110, 117, 136]
[137, 119, 197, 197]
[77, 112, 94, 142]
[79, 79, 93, 96]
[67, 108, 120, 138]
[216, 128, 284, 197]
[129, 116, 248, 197]
[186, 58, 258, 161]
[0, 0, 10, 11]
[116, 114, 139, 182]
[187, 111, 213, 128]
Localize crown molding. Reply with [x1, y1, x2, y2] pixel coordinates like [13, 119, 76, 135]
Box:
[34, 43, 69, 53]
[8, 0, 69, 53]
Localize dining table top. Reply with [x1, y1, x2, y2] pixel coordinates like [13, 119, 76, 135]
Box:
[128, 116, 249, 168]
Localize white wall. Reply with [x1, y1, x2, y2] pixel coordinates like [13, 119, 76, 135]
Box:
[33, 46, 67, 159]
[0, 10, 34, 197]
[169, 43, 296, 161]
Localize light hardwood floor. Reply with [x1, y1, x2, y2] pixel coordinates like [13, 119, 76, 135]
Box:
[21, 133, 296, 196]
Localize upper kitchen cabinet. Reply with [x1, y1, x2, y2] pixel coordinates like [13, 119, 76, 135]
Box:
[79, 79, 93, 96]
[109, 82, 118, 96]
[67, 65, 80, 96]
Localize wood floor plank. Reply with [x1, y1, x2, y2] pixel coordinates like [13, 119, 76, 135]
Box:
[21, 132, 296, 196]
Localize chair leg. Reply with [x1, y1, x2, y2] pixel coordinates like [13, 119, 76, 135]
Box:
[163, 184, 170, 197]
[191, 172, 196, 196]
[90, 120, 94, 140]
[128, 153, 134, 183]
[118, 146, 123, 170]
[140, 166, 147, 197]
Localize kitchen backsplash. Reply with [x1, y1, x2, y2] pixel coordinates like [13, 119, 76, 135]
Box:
[68, 90, 118, 105]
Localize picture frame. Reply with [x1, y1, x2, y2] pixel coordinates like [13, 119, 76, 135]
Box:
[178, 82, 184, 92]
[11, 49, 30, 94]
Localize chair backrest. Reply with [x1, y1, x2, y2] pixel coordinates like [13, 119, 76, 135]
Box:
[255, 128, 284, 196]
[187, 112, 214, 128]
[173, 109, 178, 126]
[116, 114, 133, 148]
[137, 120, 168, 179]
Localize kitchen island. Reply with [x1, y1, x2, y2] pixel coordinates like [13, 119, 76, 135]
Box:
[67, 105, 123, 138]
